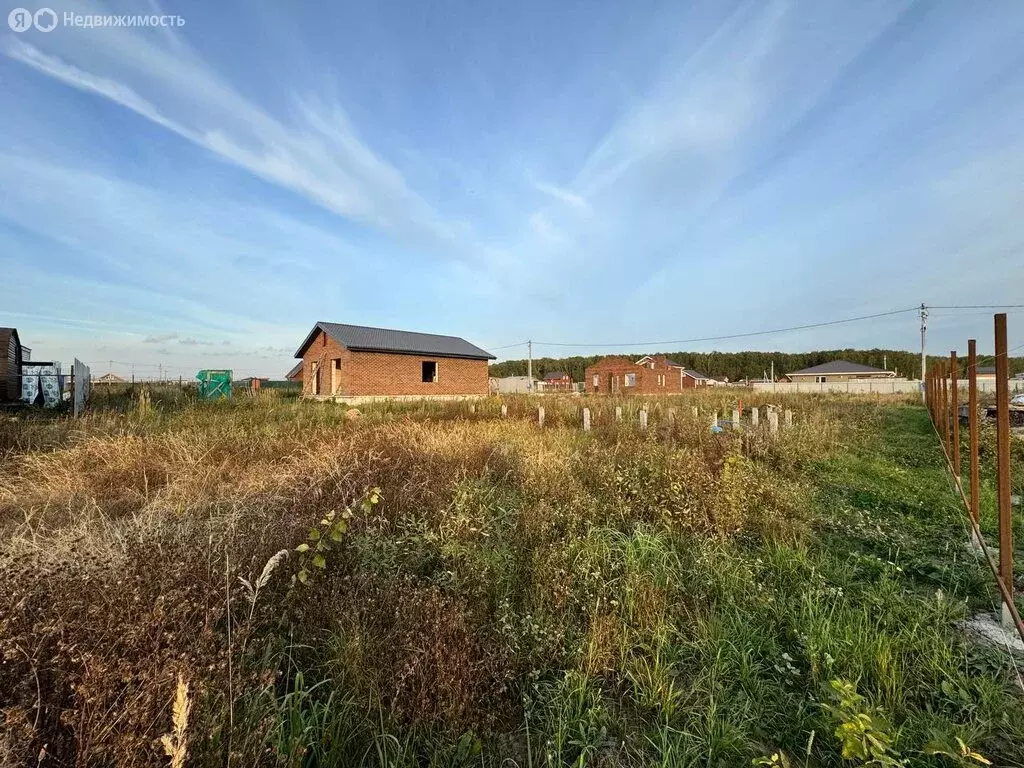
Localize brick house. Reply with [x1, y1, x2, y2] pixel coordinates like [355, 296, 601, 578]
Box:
[0, 327, 23, 401]
[542, 371, 573, 392]
[294, 322, 494, 399]
[585, 355, 708, 394]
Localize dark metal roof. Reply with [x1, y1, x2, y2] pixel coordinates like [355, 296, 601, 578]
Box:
[295, 322, 495, 360]
[787, 360, 892, 376]
[544, 371, 569, 380]
[664, 359, 685, 368]
[285, 362, 303, 379]
[682, 369, 709, 379]
[977, 366, 996, 375]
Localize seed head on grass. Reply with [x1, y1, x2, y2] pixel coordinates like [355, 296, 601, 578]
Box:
[160, 674, 190, 768]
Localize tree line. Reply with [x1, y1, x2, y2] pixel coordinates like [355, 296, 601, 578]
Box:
[488, 348, 1024, 383]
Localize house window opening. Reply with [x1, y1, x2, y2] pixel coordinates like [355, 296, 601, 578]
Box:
[422, 361, 438, 383]
[592, 374, 599, 388]
[625, 372, 636, 387]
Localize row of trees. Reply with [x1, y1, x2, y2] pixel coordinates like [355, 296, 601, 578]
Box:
[488, 348, 1024, 384]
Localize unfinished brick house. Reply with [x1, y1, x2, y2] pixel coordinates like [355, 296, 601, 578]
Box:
[294, 322, 494, 399]
[585, 355, 709, 394]
[542, 371, 573, 392]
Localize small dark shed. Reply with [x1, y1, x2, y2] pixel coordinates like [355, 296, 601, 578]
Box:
[0, 328, 23, 401]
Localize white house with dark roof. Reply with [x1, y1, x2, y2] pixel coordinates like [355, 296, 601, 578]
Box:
[785, 360, 896, 383]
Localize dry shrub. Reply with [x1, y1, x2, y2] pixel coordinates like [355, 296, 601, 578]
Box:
[328, 577, 512, 731]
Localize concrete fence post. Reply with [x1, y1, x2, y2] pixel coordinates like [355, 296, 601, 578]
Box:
[692, 405, 699, 419]
[501, 404, 508, 417]
[639, 409, 648, 430]
[768, 409, 779, 438]
[615, 406, 622, 422]
[732, 408, 740, 429]
[712, 411, 719, 429]
[784, 409, 793, 428]
[751, 407, 759, 427]
[538, 406, 545, 428]
[583, 407, 591, 431]
[668, 407, 676, 424]
[470, 403, 476, 414]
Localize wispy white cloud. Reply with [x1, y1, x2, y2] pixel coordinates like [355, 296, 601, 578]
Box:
[144, 333, 179, 344]
[1, 31, 463, 255]
[531, 180, 590, 212]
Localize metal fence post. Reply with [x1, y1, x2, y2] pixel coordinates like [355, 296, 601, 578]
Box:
[950, 351, 960, 478]
[994, 314, 1013, 625]
[940, 361, 949, 455]
[968, 339, 979, 526]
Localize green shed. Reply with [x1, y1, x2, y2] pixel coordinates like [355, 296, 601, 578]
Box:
[196, 369, 232, 400]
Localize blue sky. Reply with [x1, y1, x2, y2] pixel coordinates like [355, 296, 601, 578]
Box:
[1, 0, 1023, 378]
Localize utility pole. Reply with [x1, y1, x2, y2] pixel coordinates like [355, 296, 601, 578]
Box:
[919, 302, 928, 401]
[770, 360, 774, 383]
[527, 341, 533, 392]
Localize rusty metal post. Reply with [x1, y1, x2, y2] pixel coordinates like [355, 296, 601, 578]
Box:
[994, 314, 1013, 621]
[938, 361, 948, 454]
[968, 340, 980, 526]
[950, 351, 960, 478]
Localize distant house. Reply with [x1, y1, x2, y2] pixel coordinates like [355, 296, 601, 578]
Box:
[542, 371, 573, 392]
[975, 366, 997, 380]
[0, 327, 23, 401]
[785, 360, 895, 383]
[682, 369, 711, 387]
[94, 373, 126, 384]
[585, 355, 709, 394]
[294, 321, 494, 398]
[285, 362, 303, 383]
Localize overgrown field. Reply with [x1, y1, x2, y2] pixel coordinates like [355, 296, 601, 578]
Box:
[1, 389, 1022, 767]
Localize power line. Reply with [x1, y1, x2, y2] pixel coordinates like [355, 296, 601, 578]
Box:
[530, 306, 920, 349]
[929, 304, 1024, 310]
[484, 340, 529, 351]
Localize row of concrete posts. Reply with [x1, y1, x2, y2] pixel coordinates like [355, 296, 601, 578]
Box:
[513, 403, 795, 435]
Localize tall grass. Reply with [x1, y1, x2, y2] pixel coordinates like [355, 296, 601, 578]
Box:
[0, 391, 1020, 766]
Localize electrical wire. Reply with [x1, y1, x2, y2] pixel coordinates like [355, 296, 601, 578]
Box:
[483, 341, 530, 351]
[529, 306, 920, 348]
[929, 304, 1024, 310]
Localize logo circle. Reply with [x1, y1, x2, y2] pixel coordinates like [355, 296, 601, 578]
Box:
[8, 7, 33, 32]
[34, 7, 57, 31]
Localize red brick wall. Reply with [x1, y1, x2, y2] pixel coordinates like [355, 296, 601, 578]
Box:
[300, 330, 489, 397]
[584, 356, 688, 394]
